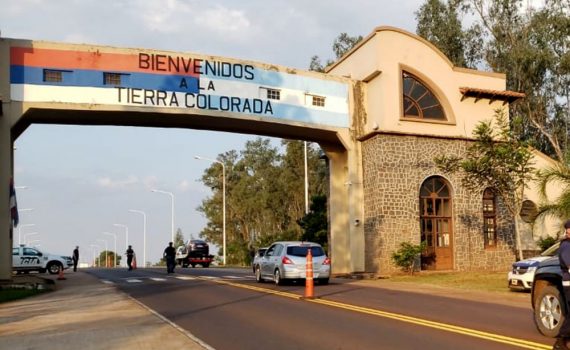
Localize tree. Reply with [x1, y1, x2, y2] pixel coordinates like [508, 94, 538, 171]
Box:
[537, 164, 570, 221]
[435, 109, 535, 260]
[197, 138, 329, 265]
[309, 33, 362, 71]
[465, 0, 569, 162]
[415, 0, 483, 68]
[298, 194, 329, 252]
[96, 250, 121, 267]
[174, 228, 185, 247]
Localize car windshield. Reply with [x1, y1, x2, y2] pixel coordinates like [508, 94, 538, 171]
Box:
[258, 249, 267, 257]
[541, 242, 560, 257]
[287, 245, 325, 257]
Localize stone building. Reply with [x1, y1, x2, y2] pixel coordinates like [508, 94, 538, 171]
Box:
[327, 26, 561, 274]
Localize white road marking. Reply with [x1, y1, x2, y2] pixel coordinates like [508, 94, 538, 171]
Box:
[126, 279, 143, 283]
[101, 280, 114, 284]
[150, 278, 167, 281]
[175, 276, 197, 280]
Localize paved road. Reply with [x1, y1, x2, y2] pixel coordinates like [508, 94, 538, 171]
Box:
[86, 267, 552, 349]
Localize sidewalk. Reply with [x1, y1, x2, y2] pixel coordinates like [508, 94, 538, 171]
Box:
[0, 271, 211, 350]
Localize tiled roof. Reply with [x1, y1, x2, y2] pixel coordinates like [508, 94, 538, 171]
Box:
[459, 87, 525, 105]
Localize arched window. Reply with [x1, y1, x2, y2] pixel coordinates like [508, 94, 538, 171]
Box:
[483, 188, 497, 248]
[420, 176, 453, 270]
[520, 200, 538, 223]
[403, 72, 446, 121]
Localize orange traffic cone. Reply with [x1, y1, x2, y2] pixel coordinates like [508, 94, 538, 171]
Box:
[133, 255, 137, 270]
[304, 249, 314, 299]
[57, 266, 66, 280]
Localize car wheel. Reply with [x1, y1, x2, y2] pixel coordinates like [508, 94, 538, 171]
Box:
[191, 264, 196, 268]
[534, 285, 564, 337]
[318, 278, 329, 285]
[274, 269, 283, 286]
[202, 263, 210, 268]
[255, 266, 263, 283]
[47, 262, 62, 275]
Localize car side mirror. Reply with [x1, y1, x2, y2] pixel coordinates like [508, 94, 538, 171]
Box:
[37, 252, 43, 257]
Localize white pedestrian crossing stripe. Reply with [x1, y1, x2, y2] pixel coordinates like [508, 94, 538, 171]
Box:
[175, 276, 197, 280]
[126, 279, 143, 283]
[101, 280, 114, 284]
[150, 278, 167, 281]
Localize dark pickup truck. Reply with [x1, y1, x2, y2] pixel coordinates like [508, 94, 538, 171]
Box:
[532, 256, 565, 337]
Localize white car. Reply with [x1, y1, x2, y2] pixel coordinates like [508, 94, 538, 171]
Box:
[508, 242, 559, 291]
[255, 241, 331, 285]
[12, 245, 73, 274]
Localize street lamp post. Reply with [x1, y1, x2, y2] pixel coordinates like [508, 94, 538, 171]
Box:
[27, 239, 40, 248]
[97, 239, 108, 268]
[113, 224, 128, 267]
[89, 244, 99, 267]
[18, 223, 36, 245]
[304, 141, 309, 215]
[151, 189, 174, 243]
[194, 155, 226, 265]
[23, 232, 38, 244]
[129, 209, 146, 268]
[103, 232, 117, 268]
[113, 224, 128, 251]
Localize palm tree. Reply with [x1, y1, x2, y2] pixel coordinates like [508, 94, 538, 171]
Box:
[537, 164, 570, 221]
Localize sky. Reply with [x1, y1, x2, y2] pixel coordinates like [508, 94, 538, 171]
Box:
[1, 0, 427, 265]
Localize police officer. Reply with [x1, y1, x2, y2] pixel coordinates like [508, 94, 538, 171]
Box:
[555, 220, 570, 350]
[72, 246, 79, 272]
[126, 245, 134, 271]
[163, 242, 176, 274]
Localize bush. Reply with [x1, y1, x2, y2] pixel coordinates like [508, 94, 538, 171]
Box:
[536, 236, 558, 252]
[391, 241, 427, 275]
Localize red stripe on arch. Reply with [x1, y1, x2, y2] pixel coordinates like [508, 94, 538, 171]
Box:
[10, 47, 199, 78]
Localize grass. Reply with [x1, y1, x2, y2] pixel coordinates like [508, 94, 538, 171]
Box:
[385, 271, 510, 293]
[0, 288, 46, 303]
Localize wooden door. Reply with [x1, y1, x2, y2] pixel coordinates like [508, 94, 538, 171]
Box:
[420, 177, 453, 270]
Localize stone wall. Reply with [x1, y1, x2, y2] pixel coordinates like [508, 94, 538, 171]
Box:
[361, 133, 516, 274]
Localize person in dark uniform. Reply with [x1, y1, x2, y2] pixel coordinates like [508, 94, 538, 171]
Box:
[126, 245, 134, 271]
[72, 246, 79, 272]
[554, 220, 570, 350]
[163, 242, 176, 274]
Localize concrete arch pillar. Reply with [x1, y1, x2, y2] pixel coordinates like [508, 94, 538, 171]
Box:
[0, 103, 14, 280]
[324, 134, 365, 274]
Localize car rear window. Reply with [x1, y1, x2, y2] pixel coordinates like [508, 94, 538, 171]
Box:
[287, 246, 325, 257]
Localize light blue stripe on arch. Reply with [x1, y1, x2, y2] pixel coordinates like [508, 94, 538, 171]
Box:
[270, 102, 348, 128]
[202, 66, 349, 98]
[190, 93, 349, 128]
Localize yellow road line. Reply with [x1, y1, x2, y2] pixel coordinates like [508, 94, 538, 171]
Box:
[204, 277, 551, 350]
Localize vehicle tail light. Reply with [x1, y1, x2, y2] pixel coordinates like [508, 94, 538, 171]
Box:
[322, 257, 331, 265]
[282, 256, 294, 264]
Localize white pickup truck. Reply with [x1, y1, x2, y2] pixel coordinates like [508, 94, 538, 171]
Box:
[12, 245, 73, 274]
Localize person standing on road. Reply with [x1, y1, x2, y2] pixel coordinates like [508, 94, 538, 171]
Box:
[72, 246, 79, 272]
[126, 245, 134, 271]
[163, 242, 176, 274]
[554, 220, 570, 350]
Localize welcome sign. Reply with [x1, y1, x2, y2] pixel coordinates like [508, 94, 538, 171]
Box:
[10, 47, 349, 128]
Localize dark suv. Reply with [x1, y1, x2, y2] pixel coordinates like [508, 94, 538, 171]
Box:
[532, 256, 565, 337]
